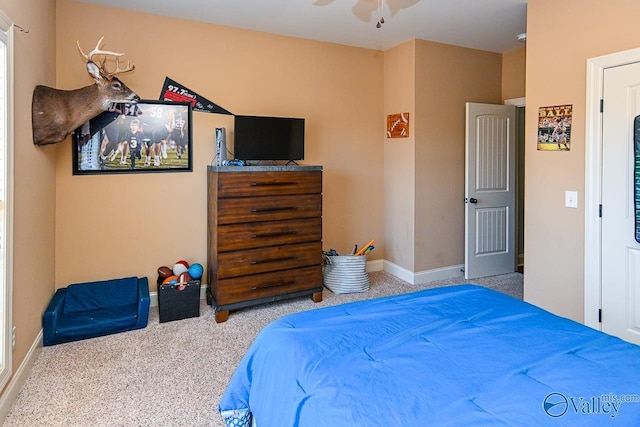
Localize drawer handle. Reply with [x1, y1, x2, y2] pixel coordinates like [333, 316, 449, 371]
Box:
[251, 231, 298, 239]
[249, 206, 297, 213]
[250, 182, 296, 187]
[250, 280, 295, 291]
[250, 256, 297, 265]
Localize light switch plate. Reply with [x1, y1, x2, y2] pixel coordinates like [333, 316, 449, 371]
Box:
[565, 190, 578, 208]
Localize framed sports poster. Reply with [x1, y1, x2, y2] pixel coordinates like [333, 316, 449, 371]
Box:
[72, 100, 192, 175]
[537, 104, 572, 151]
[387, 113, 409, 138]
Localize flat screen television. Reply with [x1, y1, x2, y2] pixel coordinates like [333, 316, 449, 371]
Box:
[233, 115, 305, 161]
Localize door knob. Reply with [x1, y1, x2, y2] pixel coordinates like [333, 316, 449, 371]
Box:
[466, 197, 478, 204]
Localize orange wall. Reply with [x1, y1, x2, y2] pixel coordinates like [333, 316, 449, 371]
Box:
[0, 0, 57, 385]
[525, 0, 640, 321]
[502, 47, 526, 102]
[56, 2, 525, 288]
[383, 40, 416, 270]
[414, 40, 502, 272]
[383, 40, 503, 274]
[55, 0, 384, 290]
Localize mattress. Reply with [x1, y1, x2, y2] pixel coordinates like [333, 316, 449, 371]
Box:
[219, 284, 640, 426]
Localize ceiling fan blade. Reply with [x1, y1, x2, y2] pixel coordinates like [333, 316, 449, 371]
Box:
[313, 0, 421, 22]
[352, 0, 377, 22]
[386, 0, 421, 16]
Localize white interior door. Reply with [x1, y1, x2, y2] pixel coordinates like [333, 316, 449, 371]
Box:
[464, 103, 516, 279]
[601, 61, 640, 345]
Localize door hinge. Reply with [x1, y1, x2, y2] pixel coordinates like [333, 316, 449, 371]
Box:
[600, 99, 604, 113]
[598, 308, 602, 323]
[599, 204, 603, 218]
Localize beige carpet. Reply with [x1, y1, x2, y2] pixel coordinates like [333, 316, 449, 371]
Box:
[2, 271, 523, 427]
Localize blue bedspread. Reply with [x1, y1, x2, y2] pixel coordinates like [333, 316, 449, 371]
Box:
[219, 285, 640, 426]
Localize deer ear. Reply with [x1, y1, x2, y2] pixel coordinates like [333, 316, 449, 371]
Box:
[86, 62, 103, 83]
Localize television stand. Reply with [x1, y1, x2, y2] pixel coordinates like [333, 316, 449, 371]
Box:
[285, 160, 299, 166]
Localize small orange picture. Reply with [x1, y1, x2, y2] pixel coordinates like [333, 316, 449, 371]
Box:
[387, 113, 409, 138]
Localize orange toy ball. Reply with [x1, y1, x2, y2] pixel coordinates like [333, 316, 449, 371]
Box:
[162, 275, 178, 285]
[158, 266, 172, 279]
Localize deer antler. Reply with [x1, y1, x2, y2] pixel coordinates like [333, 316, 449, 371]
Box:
[94, 56, 135, 77]
[77, 36, 135, 76]
[111, 57, 135, 75]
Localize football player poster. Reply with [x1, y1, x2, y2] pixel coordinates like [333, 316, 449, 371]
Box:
[537, 104, 572, 151]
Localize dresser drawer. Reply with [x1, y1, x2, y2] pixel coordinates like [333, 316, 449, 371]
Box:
[217, 171, 322, 198]
[217, 241, 322, 279]
[217, 194, 322, 225]
[217, 217, 322, 252]
[213, 265, 322, 305]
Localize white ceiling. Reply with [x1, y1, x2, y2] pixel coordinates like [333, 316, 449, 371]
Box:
[77, 0, 528, 53]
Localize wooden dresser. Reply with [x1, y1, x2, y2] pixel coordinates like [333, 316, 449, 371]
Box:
[206, 166, 323, 322]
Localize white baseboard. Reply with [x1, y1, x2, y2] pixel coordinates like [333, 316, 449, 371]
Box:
[0, 330, 42, 424]
[414, 264, 465, 284]
[382, 260, 464, 285]
[365, 259, 384, 272]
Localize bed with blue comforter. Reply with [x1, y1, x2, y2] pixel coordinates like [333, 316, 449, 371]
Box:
[219, 284, 640, 426]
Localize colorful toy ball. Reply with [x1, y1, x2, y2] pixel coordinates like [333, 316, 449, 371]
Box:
[176, 260, 189, 269]
[173, 262, 189, 276]
[188, 263, 203, 280]
[178, 271, 192, 284]
[158, 266, 172, 279]
[162, 275, 179, 285]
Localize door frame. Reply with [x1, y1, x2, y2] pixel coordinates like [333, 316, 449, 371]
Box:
[505, 98, 526, 271]
[585, 47, 640, 329]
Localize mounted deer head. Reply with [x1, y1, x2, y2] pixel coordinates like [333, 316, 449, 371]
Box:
[31, 37, 140, 146]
